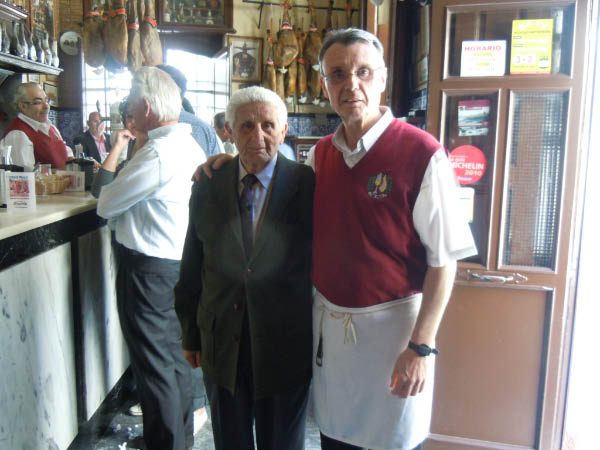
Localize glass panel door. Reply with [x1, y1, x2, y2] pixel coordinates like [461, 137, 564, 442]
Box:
[441, 91, 500, 265]
[501, 90, 569, 270]
[446, 3, 575, 77]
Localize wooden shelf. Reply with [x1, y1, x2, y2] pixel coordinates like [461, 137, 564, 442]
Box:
[0, 52, 62, 76]
[0, 1, 27, 21]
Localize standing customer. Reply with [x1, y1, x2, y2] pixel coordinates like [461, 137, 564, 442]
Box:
[96, 67, 205, 450]
[307, 29, 477, 450]
[175, 86, 314, 450]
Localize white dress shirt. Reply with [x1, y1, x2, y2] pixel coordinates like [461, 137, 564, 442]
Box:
[238, 154, 277, 239]
[1, 113, 73, 171]
[97, 123, 206, 260]
[305, 107, 476, 267]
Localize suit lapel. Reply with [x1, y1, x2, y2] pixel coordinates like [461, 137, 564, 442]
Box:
[252, 156, 297, 260]
[215, 157, 245, 254]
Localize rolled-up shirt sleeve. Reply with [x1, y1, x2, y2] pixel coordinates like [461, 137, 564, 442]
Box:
[413, 149, 477, 267]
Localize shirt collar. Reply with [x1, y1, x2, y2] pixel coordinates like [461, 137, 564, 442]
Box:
[332, 106, 394, 154]
[147, 122, 191, 140]
[238, 153, 278, 189]
[18, 113, 52, 136]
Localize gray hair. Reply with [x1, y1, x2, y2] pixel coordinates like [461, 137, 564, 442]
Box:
[13, 82, 43, 110]
[226, 86, 287, 129]
[319, 28, 385, 72]
[130, 67, 181, 122]
[213, 111, 226, 129]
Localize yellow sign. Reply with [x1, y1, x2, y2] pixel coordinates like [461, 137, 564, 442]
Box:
[510, 19, 554, 74]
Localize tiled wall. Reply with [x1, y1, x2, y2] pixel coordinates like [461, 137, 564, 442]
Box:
[49, 108, 83, 148]
[287, 114, 341, 137]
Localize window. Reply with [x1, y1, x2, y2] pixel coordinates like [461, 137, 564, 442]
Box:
[81, 49, 229, 131]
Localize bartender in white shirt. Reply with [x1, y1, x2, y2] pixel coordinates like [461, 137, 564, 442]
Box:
[1, 82, 73, 171]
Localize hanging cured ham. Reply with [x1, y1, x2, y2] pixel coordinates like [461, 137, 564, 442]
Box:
[140, 0, 163, 66]
[296, 28, 307, 103]
[273, 2, 298, 71]
[285, 58, 297, 102]
[127, 0, 143, 72]
[83, 0, 106, 67]
[103, 0, 128, 66]
[276, 70, 285, 101]
[305, 3, 322, 103]
[263, 30, 277, 92]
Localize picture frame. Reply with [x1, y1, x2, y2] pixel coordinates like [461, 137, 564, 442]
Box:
[43, 83, 57, 106]
[294, 137, 320, 164]
[228, 36, 262, 83]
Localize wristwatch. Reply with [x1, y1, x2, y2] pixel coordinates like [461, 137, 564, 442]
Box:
[408, 341, 439, 357]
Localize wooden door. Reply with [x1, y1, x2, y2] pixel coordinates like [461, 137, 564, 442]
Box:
[425, 1, 590, 449]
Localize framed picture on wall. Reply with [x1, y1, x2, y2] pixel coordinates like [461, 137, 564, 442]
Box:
[43, 83, 57, 106]
[228, 36, 262, 83]
[294, 137, 320, 164]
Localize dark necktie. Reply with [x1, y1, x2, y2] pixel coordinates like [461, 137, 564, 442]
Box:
[240, 173, 259, 257]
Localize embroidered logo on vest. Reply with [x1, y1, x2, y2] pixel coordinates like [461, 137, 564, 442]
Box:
[367, 173, 392, 199]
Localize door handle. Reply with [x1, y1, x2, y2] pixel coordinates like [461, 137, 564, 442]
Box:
[466, 271, 528, 284]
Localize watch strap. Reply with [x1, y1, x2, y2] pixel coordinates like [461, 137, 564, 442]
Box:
[408, 341, 439, 356]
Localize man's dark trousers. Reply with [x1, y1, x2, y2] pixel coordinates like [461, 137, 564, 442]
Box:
[117, 244, 194, 450]
[204, 318, 310, 450]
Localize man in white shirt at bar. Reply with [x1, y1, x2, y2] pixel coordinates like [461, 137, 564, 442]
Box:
[95, 67, 205, 450]
[1, 82, 73, 170]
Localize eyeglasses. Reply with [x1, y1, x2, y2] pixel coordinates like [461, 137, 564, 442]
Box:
[22, 98, 51, 107]
[323, 66, 385, 85]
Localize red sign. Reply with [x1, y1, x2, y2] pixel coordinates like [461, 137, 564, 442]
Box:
[449, 145, 487, 185]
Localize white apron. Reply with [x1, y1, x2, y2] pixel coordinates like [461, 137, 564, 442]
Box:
[312, 291, 434, 450]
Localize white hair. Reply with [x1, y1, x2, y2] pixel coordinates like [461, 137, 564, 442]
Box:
[13, 82, 42, 110]
[130, 67, 181, 122]
[226, 86, 287, 129]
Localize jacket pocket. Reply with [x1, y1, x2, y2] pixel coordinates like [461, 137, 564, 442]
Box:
[197, 306, 216, 366]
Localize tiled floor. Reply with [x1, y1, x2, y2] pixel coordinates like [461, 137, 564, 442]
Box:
[69, 399, 322, 450]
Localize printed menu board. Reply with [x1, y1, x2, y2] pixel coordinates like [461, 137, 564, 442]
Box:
[510, 19, 554, 74]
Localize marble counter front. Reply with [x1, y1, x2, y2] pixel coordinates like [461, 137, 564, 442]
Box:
[0, 192, 98, 241]
[0, 192, 129, 450]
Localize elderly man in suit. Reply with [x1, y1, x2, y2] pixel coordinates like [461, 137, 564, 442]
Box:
[74, 111, 111, 164]
[175, 86, 314, 450]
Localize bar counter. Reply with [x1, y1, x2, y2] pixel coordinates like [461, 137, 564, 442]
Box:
[0, 192, 129, 449]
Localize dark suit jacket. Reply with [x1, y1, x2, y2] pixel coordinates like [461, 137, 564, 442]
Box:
[175, 154, 314, 399]
[73, 130, 110, 163]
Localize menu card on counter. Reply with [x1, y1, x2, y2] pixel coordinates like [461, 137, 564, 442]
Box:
[4, 172, 36, 211]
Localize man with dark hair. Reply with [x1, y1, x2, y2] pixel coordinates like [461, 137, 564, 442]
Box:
[157, 64, 222, 157]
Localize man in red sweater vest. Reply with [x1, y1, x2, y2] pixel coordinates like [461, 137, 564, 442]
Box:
[1, 82, 72, 170]
[307, 29, 476, 450]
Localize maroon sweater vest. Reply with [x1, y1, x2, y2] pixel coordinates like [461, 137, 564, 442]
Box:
[312, 119, 441, 308]
[2, 117, 68, 168]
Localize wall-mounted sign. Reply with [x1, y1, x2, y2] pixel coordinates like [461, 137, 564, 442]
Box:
[510, 19, 554, 74]
[449, 145, 487, 185]
[458, 99, 490, 136]
[460, 40, 506, 77]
